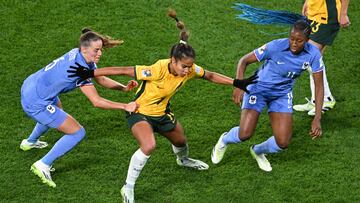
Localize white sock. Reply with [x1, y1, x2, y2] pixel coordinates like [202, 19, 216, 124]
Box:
[172, 144, 189, 160]
[125, 148, 150, 189]
[310, 66, 334, 102]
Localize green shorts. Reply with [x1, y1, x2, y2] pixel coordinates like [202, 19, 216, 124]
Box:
[126, 112, 177, 133]
[309, 20, 340, 45]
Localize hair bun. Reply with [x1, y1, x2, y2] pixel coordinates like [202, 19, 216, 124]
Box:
[81, 28, 92, 34]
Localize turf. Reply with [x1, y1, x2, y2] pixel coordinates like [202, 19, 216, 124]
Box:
[1, 0, 359, 202]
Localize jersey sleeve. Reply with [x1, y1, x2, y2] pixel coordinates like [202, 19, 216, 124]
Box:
[135, 61, 162, 81]
[188, 64, 205, 79]
[253, 40, 275, 62]
[310, 53, 324, 73]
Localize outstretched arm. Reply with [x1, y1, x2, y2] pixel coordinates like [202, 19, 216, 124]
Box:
[203, 71, 233, 85]
[94, 66, 135, 77]
[79, 85, 138, 112]
[67, 63, 135, 82]
[94, 76, 138, 92]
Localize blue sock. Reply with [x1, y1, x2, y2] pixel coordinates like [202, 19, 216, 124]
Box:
[253, 136, 282, 154]
[41, 127, 86, 166]
[222, 126, 241, 144]
[27, 123, 49, 143]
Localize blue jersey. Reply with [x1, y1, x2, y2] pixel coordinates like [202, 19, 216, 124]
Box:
[21, 48, 96, 111]
[250, 38, 323, 96]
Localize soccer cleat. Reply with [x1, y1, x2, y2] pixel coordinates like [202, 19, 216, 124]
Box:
[249, 146, 272, 172]
[176, 158, 209, 170]
[30, 160, 56, 188]
[307, 100, 336, 116]
[121, 185, 134, 203]
[293, 98, 314, 112]
[211, 132, 228, 164]
[20, 139, 48, 151]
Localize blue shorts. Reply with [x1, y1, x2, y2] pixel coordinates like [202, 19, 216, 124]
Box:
[241, 92, 293, 113]
[21, 97, 67, 128]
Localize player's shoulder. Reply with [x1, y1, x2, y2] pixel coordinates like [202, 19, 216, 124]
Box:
[305, 42, 321, 57]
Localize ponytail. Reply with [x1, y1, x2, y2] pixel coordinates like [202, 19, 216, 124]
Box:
[79, 28, 123, 49]
[168, 9, 195, 60]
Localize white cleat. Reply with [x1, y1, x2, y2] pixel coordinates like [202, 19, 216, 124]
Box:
[176, 158, 209, 170]
[250, 146, 272, 172]
[20, 139, 48, 151]
[293, 98, 314, 112]
[30, 160, 56, 188]
[307, 100, 336, 116]
[211, 132, 228, 164]
[121, 185, 134, 203]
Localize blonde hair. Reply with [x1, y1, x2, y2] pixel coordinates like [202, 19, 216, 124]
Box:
[79, 28, 123, 48]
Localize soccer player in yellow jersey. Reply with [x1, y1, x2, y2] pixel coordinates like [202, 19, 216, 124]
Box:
[293, 0, 350, 115]
[69, 10, 257, 203]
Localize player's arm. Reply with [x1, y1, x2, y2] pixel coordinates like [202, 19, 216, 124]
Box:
[94, 66, 135, 77]
[94, 76, 138, 92]
[339, 0, 350, 27]
[232, 51, 259, 104]
[79, 84, 138, 112]
[203, 71, 233, 85]
[310, 70, 324, 139]
[67, 64, 135, 82]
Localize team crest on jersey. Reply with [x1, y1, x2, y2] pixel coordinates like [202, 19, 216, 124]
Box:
[249, 95, 257, 104]
[302, 62, 310, 70]
[142, 69, 152, 77]
[257, 44, 266, 55]
[46, 105, 56, 114]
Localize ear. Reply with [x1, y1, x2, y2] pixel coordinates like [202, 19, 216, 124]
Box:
[80, 46, 87, 54]
[170, 56, 177, 64]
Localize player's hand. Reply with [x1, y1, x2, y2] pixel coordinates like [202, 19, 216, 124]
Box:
[232, 88, 244, 105]
[124, 102, 139, 112]
[340, 14, 350, 28]
[123, 80, 138, 92]
[67, 62, 95, 82]
[310, 118, 322, 139]
[232, 73, 258, 94]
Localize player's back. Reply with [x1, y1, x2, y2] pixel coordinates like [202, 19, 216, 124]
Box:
[21, 48, 94, 106]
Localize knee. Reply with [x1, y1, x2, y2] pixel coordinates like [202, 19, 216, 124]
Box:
[171, 138, 187, 147]
[275, 135, 291, 149]
[73, 127, 86, 141]
[239, 129, 254, 141]
[141, 141, 156, 155]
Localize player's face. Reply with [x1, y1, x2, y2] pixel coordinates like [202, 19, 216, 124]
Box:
[171, 57, 194, 77]
[289, 30, 308, 55]
[82, 40, 103, 64]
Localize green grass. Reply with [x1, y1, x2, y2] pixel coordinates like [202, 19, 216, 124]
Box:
[1, 0, 359, 202]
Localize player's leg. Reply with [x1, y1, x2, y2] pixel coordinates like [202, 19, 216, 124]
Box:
[162, 121, 209, 170]
[122, 114, 154, 203]
[31, 105, 85, 188]
[212, 93, 263, 164]
[20, 97, 62, 151]
[251, 93, 293, 172]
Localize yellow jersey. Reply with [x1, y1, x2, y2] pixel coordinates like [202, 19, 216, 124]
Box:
[134, 59, 205, 116]
[306, 0, 341, 24]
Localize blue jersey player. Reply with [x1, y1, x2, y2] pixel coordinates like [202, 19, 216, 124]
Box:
[211, 20, 324, 172]
[20, 28, 138, 187]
